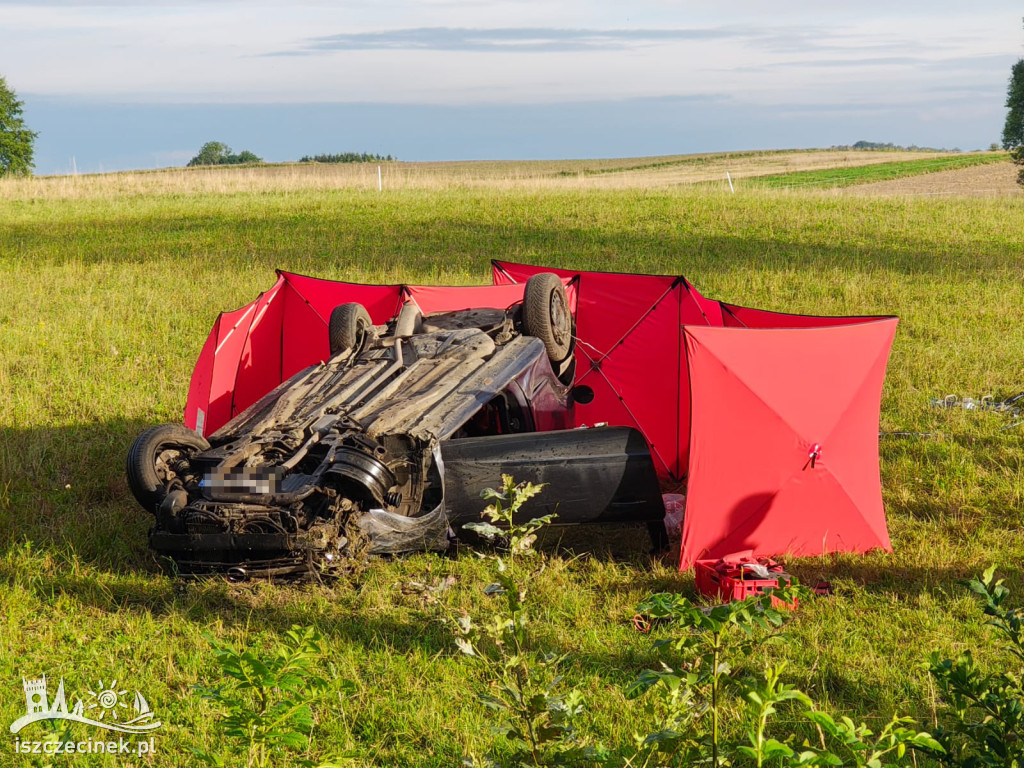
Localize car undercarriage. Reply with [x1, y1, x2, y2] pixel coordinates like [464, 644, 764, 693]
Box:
[127, 274, 665, 579]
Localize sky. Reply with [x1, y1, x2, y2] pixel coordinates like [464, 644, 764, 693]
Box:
[2, 1, 1022, 174]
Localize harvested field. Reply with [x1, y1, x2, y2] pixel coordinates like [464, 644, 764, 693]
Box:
[845, 158, 1021, 197]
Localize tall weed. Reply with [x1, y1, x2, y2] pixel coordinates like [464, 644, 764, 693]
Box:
[929, 567, 1024, 767]
[450, 476, 603, 767]
[193, 625, 354, 768]
[628, 589, 941, 767]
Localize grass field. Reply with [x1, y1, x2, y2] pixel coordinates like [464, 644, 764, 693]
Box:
[0, 154, 1023, 766]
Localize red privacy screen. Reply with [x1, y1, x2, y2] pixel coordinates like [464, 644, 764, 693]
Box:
[185, 264, 897, 569]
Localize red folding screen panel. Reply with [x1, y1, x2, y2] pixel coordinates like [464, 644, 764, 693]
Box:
[680, 320, 897, 568]
[493, 261, 721, 478]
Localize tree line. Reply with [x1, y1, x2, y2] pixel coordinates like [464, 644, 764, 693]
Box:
[832, 140, 964, 152]
[185, 143, 397, 167]
[298, 152, 395, 163]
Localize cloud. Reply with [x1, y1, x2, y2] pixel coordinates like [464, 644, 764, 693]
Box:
[925, 53, 1021, 73]
[736, 56, 925, 72]
[0, 0, 275, 4]
[274, 26, 756, 56]
[748, 26, 954, 57]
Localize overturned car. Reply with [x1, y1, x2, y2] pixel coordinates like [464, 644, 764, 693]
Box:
[127, 274, 665, 579]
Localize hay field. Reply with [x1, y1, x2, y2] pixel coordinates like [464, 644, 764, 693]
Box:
[0, 148, 985, 200]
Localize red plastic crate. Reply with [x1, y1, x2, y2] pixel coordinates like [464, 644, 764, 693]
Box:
[695, 557, 797, 609]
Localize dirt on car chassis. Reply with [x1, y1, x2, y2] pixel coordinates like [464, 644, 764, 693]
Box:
[126, 274, 666, 580]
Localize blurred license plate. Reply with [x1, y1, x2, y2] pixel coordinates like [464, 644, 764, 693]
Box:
[202, 467, 283, 495]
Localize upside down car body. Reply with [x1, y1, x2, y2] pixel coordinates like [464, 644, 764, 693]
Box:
[126, 273, 666, 579]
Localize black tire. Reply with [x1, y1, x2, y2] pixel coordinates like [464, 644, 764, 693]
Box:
[522, 273, 572, 363]
[126, 424, 209, 514]
[329, 302, 375, 356]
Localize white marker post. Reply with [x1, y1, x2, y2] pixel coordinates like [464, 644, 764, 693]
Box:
[726, 171, 735, 194]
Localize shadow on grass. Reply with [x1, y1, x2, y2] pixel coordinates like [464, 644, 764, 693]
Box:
[2, 518, 1016, 734]
[7, 194, 1024, 278]
[0, 412, 671, 569]
[0, 418, 161, 574]
[0, 547, 458, 655]
[785, 555, 1024, 601]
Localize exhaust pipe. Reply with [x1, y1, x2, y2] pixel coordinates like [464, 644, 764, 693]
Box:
[226, 564, 309, 582]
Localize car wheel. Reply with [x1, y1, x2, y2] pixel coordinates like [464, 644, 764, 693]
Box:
[126, 424, 209, 514]
[329, 302, 376, 356]
[522, 272, 572, 363]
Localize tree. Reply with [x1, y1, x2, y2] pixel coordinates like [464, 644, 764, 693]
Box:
[0, 76, 37, 177]
[186, 141, 262, 167]
[1003, 25, 1024, 187]
[230, 150, 261, 164]
[187, 141, 231, 167]
[1002, 59, 1024, 150]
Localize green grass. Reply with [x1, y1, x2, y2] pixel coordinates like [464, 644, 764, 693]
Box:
[746, 152, 1006, 188]
[1, 175, 1023, 765]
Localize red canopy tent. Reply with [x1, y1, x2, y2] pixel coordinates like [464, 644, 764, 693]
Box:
[183, 263, 897, 569]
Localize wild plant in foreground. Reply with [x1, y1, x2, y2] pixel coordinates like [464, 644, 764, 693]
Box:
[451, 475, 604, 767]
[461, 473, 556, 566]
[628, 588, 941, 768]
[929, 567, 1024, 768]
[193, 625, 353, 768]
[626, 588, 805, 767]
